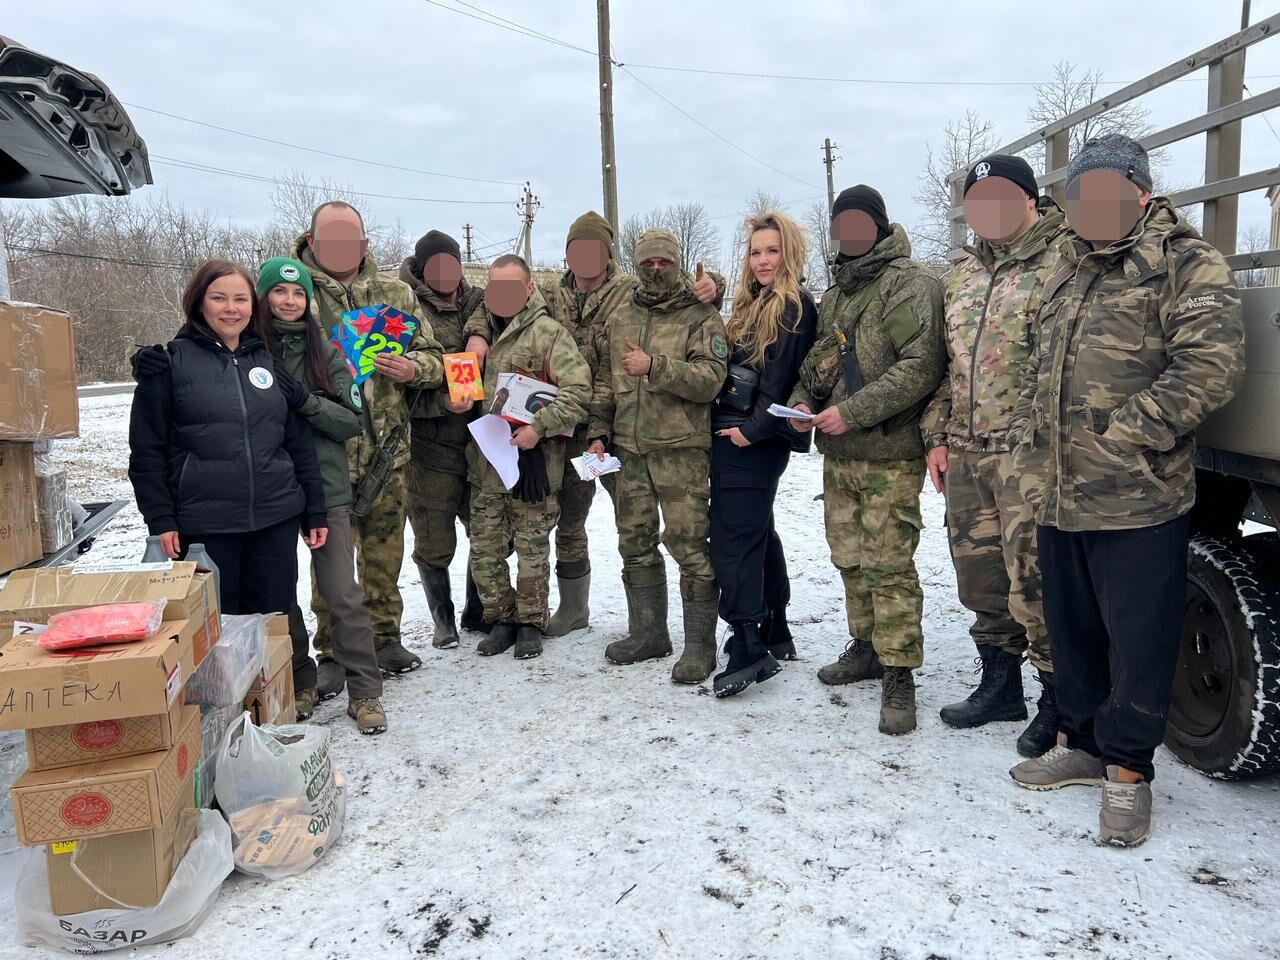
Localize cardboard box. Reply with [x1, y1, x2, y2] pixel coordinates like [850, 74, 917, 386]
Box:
[0, 301, 79, 441]
[10, 705, 200, 845]
[245, 634, 293, 727]
[24, 695, 190, 772]
[45, 788, 198, 915]
[0, 442, 42, 575]
[0, 561, 220, 661]
[0, 619, 199, 731]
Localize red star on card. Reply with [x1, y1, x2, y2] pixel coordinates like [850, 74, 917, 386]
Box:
[381, 310, 409, 339]
[351, 309, 376, 335]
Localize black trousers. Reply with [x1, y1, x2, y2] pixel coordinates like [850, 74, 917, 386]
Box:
[710, 435, 792, 624]
[1037, 514, 1190, 781]
[181, 515, 300, 617]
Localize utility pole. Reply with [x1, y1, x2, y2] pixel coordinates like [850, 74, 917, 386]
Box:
[597, 0, 619, 254]
[821, 138, 839, 212]
[462, 223, 474, 262]
[515, 182, 540, 264]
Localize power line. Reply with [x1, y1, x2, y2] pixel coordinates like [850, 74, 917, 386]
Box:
[617, 67, 821, 190]
[1244, 82, 1280, 148]
[6, 244, 189, 270]
[151, 155, 513, 205]
[124, 102, 522, 187]
[421, 0, 596, 57]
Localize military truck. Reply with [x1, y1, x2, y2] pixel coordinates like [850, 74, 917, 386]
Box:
[0, 35, 152, 567]
[946, 14, 1280, 780]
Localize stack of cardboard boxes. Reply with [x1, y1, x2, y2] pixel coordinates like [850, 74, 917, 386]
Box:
[0, 561, 219, 915]
[0, 300, 80, 575]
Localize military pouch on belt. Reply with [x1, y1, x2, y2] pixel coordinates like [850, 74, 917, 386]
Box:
[836, 330, 865, 396]
[352, 389, 423, 518]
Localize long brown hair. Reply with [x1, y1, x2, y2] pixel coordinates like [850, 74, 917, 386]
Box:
[257, 295, 337, 398]
[180, 259, 269, 347]
[726, 212, 807, 367]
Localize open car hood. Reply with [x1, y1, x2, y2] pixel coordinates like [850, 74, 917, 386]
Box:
[0, 36, 151, 199]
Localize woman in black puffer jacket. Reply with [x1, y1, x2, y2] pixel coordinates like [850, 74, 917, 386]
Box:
[128, 258, 327, 615]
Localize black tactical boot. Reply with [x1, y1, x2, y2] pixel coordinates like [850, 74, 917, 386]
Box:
[605, 582, 673, 664]
[376, 640, 423, 675]
[460, 565, 491, 635]
[760, 608, 796, 661]
[477, 621, 517, 657]
[713, 622, 781, 698]
[1017, 670, 1060, 758]
[417, 563, 459, 649]
[514, 624, 544, 660]
[316, 658, 345, 701]
[938, 644, 1027, 728]
[671, 598, 718, 684]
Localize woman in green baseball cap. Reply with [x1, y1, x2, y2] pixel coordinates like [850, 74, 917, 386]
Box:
[257, 256, 388, 736]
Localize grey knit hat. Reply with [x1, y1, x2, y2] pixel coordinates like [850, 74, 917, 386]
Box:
[1066, 134, 1153, 193]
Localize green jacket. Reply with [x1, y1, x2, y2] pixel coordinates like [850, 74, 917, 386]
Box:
[397, 257, 486, 475]
[922, 198, 1072, 451]
[291, 235, 444, 480]
[789, 225, 946, 462]
[537, 262, 635, 377]
[271, 321, 364, 510]
[1011, 198, 1245, 532]
[467, 290, 591, 493]
[588, 286, 728, 455]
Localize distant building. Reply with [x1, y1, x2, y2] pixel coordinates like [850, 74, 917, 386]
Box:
[1268, 184, 1280, 288]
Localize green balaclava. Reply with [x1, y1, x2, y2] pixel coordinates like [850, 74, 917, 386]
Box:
[633, 228, 683, 303]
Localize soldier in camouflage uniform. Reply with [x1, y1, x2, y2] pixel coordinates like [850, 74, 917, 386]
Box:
[464, 212, 723, 640]
[398, 230, 488, 648]
[1008, 136, 1244, 847]
[920, 155, 1073, 758]
[291, 202, 444, 686]
[788, 186, 945, 735]
[587, 228, 728, 683]
[464, 255, 590, 660]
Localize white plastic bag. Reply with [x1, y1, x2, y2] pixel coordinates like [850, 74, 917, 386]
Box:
[15, 809, 233, 954]
[214, 712, 346, 880]
[185, 614, 268, 707]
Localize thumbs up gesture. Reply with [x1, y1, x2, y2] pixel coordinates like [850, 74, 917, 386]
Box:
[691, 261, 717, 304]
[621, 336, 653, 377]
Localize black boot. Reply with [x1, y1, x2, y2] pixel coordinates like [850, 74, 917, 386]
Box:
[761, 609, 796, 661]
[460, 566, 492, 635]
[938, 644, 1027, 728]
[514, 624, 544, 660]
[477, 622, 517, 657]
[417, 563, 459, 649]
[1016, 670, 1059, 758]
[713, 622, 781, 698]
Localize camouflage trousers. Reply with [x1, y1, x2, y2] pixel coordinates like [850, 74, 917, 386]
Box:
[945, 447, 1052, 671]
[823, 457, 925, 669]
[469, 487, 560, 628]
[315, 464, 408, 656]
[553, 432, 616, 577]
[407, 457, 470, 571]
[614, 447, 716, 602]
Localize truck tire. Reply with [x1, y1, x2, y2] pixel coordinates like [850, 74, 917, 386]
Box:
[1165, 535, 1280, 779]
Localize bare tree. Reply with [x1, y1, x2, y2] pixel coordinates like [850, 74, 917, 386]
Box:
[743, 190, 782, 221]
[804, 199, 833, 290]
[1026, 62, 1154, 176]
[913, 110, 998, 264]
[1235, 223, 1270, 288]
[661, 202, 720, 275]
[616, 209, 665, 275]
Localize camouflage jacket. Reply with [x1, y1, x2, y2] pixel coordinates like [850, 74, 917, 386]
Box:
[922, 198, 1071, 451]
[789, 225, 946, 462]
[397, 257, 486, 475]
[1010, 198, 1245, 532]
[466, 289, 591, 494]
[292, 236, 444, 480]
[538, 263, 635, 376]
[588, 286, 728, 455]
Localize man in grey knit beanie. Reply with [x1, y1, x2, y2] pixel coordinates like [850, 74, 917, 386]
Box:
[1065, 133, 1153, 193]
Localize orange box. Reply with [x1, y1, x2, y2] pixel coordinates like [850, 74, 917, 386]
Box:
[24, 695, 189, 772]
[10, 705, 200, 845]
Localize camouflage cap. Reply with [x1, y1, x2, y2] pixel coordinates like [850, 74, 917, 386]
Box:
[634, 228, 680, 265]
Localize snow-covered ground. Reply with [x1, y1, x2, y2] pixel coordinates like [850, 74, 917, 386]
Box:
[1, 393, 1277, 960]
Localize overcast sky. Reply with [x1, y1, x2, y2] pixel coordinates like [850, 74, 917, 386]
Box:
[9, 1, 1280, 268]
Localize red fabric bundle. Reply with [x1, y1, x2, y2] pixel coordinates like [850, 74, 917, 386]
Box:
[35, 599, 168, 651]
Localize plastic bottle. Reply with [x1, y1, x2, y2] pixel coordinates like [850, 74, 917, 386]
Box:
[184, 542, 221, 600]
[141, 535, 168, 563]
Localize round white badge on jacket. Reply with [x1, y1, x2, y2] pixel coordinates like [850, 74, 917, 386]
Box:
[248, 367, 274, 390]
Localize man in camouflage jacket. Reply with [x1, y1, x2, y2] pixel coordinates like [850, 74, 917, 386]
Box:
[921, 154, 1073, 757]
[1008, 135, 1244, 848]
[292, 202, 444, 683]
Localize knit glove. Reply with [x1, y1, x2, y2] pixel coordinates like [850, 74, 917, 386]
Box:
[130, 345, 169, 381]
[515, 446, 549, 504]
[272, 359, 309, 410]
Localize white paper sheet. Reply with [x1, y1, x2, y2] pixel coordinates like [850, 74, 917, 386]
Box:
[467, 414, 520, 490]
[766, 402, 815, 420]
[571, 453, 622, 481]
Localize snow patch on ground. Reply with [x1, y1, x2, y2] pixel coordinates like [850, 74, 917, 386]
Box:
[0, 394, 1276, 960]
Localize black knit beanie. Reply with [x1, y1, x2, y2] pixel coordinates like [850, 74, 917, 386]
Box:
[832, 185, 890, 240]
[412, 230, 461, 275]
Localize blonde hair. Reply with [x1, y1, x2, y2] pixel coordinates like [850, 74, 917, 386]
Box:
[726, 211, 807, 368]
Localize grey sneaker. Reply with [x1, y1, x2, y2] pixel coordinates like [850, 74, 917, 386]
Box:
[1009, 742, 1105, 790]
[1099, 767, 1152, 847]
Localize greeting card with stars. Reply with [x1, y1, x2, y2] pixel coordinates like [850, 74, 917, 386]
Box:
[330, 304, 419, 385]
